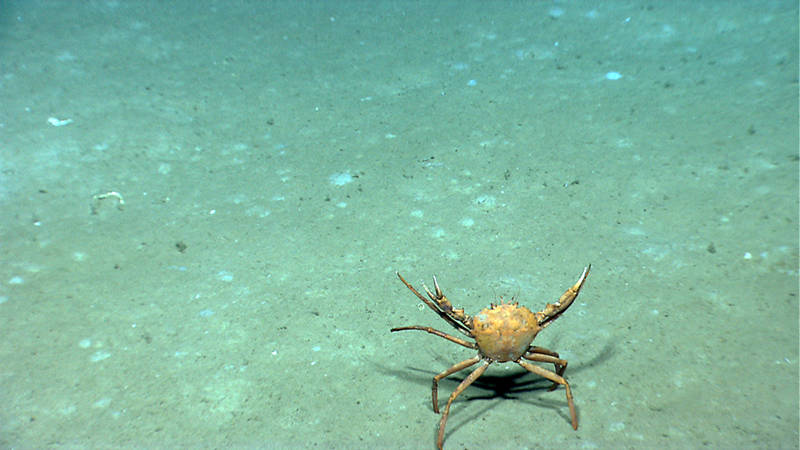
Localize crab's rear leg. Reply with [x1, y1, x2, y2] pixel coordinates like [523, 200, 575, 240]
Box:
[517, 360, 578, 430]
[523, 348, 569, 391]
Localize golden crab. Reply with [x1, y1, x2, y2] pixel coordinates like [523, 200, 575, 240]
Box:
[391, 265, 590, 449]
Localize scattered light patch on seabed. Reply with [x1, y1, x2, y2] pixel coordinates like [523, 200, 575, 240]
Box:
[93, 397, 112, 408]
[442, 250, 459, 260]
[625, 227, 647, 236]
[608, 421, 625, 432]
[216, 271, 233, 282]
[245, 205, 271, 217]
[91, 351, 111, 362]
[624, 227, 688, 267]
[641, 245, 670, 261]
[329, 172, 353, 186]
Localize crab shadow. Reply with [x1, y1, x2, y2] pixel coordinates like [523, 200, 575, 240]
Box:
[382, 340, 614, 439]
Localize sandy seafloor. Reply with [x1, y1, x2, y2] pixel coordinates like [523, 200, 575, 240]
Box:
[0, 1, 797, 448]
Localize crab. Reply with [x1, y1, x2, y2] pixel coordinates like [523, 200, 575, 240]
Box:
[391, 265, 590, 449]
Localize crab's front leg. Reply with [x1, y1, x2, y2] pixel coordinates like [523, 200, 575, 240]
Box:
[396, 272, 473, 336]
[423, 276, 472, 329]
[536, 265, 591, 328]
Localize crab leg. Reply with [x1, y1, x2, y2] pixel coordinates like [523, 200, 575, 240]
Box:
[390, 326, 476, 350]
[431, 355, 481, 413]
[517, 360, 578, 430]
[523, 349, 569, 391]
[437, 360, 491, 450]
